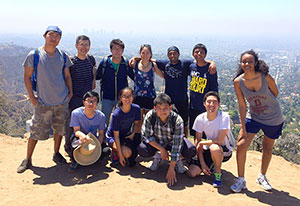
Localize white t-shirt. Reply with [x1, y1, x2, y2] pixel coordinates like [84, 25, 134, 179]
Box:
[192, 111, 232, 152]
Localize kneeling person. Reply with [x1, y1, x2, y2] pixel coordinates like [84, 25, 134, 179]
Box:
[69, 91, 106, 171]
[188, 91, 233, 188]
[138, 93, 196, 186]
[106, 87, 141, 167]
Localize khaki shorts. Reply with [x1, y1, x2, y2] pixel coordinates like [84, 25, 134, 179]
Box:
[30, 102, 69, 140]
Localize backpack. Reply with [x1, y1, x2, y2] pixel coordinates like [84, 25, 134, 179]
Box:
[32, 48, 67, 91]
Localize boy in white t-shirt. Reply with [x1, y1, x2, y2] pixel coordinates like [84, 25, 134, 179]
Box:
[188, 91, 232, 188]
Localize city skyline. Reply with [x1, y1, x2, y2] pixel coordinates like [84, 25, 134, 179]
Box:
[1, 0, 300, 39]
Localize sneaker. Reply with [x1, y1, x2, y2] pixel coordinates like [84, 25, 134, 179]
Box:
[256, 174, 272, 191]
[213, 173, 223, 188]
[111, 153, 119, 164]
[68, 160, 78, 173]
[175, 160, 187, 174]
[149, 157, 162, 171]
[231, 178, 247, 193]
[52, 152, 67, 165]
[17, 159, 32, 173]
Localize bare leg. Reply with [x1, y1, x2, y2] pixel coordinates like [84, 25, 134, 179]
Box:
[187, 164, 202, 177]
[236, 132, 256, 177]
[53, 133, 63, 154]
[26, 138, 38, 160]
[210, 144, 223, 173]
[121, 145, 132, 159]
[261, 135, 275, 175]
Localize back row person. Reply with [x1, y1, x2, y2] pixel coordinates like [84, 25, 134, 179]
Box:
[136, 45, 218, 139]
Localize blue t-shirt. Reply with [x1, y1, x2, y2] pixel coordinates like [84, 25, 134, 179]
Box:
[156, 59, 192, 103]
[106, 103, 141, 138]
[189, 62, 218, 111]
[70, 107, 106, 138]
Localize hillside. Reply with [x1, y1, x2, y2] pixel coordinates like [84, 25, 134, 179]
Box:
[0, 133, 299, 206]
[0, 43, 299, 164]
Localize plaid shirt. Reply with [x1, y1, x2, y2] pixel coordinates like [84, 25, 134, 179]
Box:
[142, 110, 184, 162]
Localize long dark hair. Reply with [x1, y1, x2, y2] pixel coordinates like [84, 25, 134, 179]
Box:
[139, 44, 152, 59]
[233, 50, 269, 80]
[117, 87, 134, 107]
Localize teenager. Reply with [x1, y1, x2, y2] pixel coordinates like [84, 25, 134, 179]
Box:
[69, 91, 105, 172]
[106, 87, 141, 167]
[137, 93, 196, 186]
[231, 50, 284, 192]
[188, 92, 233, 188]
[17, 26, 72, 173]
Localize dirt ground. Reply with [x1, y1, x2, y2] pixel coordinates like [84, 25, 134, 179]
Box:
[0, 133, 300, 206]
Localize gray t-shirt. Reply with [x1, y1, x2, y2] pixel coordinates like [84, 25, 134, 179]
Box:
[23, 47, 72, 106]
[239, 74, 284, 126]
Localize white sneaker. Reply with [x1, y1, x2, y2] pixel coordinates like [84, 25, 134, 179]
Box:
[175, 160, 187, 174]
[231, 178, 247, 193]
[256, 174, 272, 191]
[149, 158, 162, 171]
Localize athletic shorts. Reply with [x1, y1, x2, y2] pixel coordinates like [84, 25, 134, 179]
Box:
[246, 118, 284, 139]
[190, 147, 232, 169]
[133, 96, 154, 110]
[172, 99, 189, 126]
[30, 102, 69, 140]
[189, 109, 205, 136]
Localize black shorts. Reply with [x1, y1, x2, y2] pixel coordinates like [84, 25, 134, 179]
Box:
[189, 109, 205, 136]
[133, 96, 154, 110]
[172, 99, 189, 126]
[190, 147, 232, 169]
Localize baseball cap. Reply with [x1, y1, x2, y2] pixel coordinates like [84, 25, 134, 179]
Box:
[45, 25, 62, 36]
[167, 46, 180, 55]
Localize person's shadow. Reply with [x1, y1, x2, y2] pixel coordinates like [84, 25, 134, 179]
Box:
[110, 157, 206, 190]
[31, 157, 112, 186]
[216, 171, 300, 206]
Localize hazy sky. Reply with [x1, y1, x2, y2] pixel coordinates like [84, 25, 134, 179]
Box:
[1, 0, 299, 38]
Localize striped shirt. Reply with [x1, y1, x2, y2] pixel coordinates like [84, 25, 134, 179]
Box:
[142, 110, 184, 162]
[70, 55, 95, 98]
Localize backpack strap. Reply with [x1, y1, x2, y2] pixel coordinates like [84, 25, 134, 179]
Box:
[86, 54, 96, 67]
[101, 56, 109, 77]
[57, 49, 67, 80]
[122, 56, 134, 80]
[32, 49, 40, 91]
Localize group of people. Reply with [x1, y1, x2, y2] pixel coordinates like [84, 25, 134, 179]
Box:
[17, 26, 284, 192]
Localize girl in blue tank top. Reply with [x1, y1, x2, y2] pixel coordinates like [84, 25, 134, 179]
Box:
[130, 44, 164, 130]
[231, 50, 284, 193]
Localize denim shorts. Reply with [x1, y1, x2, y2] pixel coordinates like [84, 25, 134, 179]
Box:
[246, 118, 284, 139]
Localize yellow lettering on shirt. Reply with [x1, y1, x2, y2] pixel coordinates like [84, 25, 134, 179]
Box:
[190, 76, 207, 94]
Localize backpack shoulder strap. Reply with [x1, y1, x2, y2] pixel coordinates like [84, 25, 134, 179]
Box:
[122, 56, 134, 80]
[57, 49, 67, 80]
[32, 49, 40, 91]
[87, 54, 96, 67]
[150, 110, 157, 128]
[101, 56, 109, 77]
[170, 111, 179, 133]
[33, 49, 39, 76]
